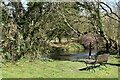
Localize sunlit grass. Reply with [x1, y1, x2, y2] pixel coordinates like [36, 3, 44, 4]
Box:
[1, 55, 119, 78]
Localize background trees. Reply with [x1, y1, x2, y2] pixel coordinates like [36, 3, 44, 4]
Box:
[1, 1, 119, 61]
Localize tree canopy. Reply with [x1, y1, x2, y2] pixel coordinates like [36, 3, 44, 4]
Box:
[1, 1, 120, 61]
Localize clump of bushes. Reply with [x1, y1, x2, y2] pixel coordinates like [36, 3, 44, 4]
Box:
[109, 48, 118, 55]
[96, 48, 118, 55]
[51, 43, 84, 52]
[96, 50, 109, 55]
[64, 43, 84, 51]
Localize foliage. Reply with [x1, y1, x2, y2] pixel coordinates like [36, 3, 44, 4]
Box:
[64, 43, 84, 51]
[41, 58, 54, 62]
[96, 49, 118, 56]
[1, 1, 119, 61]
[109, 48, 118, 55]
[96, 50, 109, 55]
[50, 43, 84, 56]
[1, 2, 52, 61]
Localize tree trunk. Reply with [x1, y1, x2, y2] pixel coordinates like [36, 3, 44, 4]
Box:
[117, 1, 120, 57]
[89, 42, 92, 59]
[58, 37, 62, 43]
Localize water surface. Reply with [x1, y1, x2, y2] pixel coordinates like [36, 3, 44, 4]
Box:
[51, 50, 97, 61]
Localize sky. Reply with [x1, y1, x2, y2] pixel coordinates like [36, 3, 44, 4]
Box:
[4, 0, 119, 10]
[21, 0, 29, 8]
[21, 0, 119, 2]
[20, 0, 119, 9]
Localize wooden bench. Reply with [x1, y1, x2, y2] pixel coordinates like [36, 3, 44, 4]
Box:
[85, 54, 110, 71]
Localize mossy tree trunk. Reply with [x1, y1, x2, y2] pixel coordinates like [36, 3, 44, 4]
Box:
[117, 1, 120, 56]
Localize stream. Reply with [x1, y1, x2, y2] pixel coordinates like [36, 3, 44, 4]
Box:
[50, 50, 97, 61]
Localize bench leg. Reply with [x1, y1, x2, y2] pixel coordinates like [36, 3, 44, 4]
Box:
[100, 63, 107, 68]
[85, 63, 89, 70]
[93, 64, 96, 67]
[92, 68, 95, 72]
[85, 63, 95, 72]
[89, 65, 95, 72]
[103, 64, 107, 68]
[92, 64, 95, 72]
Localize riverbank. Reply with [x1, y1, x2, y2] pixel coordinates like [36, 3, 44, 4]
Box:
[49, 42, 85, 54]
[1, 55, 119, 78]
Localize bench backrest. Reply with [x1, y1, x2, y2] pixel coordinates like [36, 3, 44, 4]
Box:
[96, 54, 109, 63]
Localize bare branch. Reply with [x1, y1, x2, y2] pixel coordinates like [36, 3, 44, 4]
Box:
[100, 4, 120, 22]
[100, 2, 120, 19]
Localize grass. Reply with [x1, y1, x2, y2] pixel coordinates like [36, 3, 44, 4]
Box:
[1, 55, 119, 78]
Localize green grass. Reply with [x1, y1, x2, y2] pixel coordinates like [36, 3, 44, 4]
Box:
[1, 55, 119, 78]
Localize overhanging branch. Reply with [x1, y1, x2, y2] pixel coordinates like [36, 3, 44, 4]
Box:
[100, 2, 120, 20]
[100, 5, 120, 22]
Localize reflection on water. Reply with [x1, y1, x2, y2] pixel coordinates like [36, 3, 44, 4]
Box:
[51, 50, 97, 61]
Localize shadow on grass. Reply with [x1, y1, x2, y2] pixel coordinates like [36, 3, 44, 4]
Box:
[79, 65, 100, 71]
[73, 60, 100, 71]
[115, 56, 120, 59]
[79, 63, 120, 72]
[105, 63, 120, 66]
[73, 60, 120, 72]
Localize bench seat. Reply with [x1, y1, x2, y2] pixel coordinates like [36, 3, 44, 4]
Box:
[84, 54, 110, 71]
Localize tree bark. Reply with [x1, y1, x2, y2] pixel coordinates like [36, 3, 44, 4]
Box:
[58, 37, 62, 43]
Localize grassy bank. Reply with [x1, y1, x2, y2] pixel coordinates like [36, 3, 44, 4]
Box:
[1, 55, 119, 78]
[51, 42, 85, 54]
[64, 43, 84, 51]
